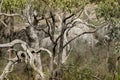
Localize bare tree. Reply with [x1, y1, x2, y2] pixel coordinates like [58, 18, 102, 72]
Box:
[0, 0, 108, 80]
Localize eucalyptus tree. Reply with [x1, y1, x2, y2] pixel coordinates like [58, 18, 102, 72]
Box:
[1, 0, 119, 80]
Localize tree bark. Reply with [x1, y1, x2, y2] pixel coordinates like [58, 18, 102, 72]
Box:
[56, 21, 65, 80]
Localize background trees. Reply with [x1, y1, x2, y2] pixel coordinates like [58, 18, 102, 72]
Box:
[0, 0, 120, 80]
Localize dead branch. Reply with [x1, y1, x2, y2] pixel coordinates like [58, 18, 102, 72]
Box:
[91, 75, 101, 80]
[0, 39, 32, 62]
[0, 19, 8, 27]
[0, 50, 26, 80]
[63, 21, 108, 48]
[63, 14, 74, 23]
[0, 13, 20, 16]
[0, 60, 17, 80]
[0, 39, 27, 48]
[36, 47, 53, 58]
[63, 30, 97, 48]
[0, 13, 24, 20]
[0, 39, 45, 79]
[45, 18, 56, 44]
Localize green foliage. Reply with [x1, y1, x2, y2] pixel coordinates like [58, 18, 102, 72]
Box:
[118, 75, 120, 80]
[2, 0, 27, 12]
[96, 0, 120, 21]
[1, 0, 89, 15]
[52, 0, 88, 12]
[96, 0, 120, 42]
[36, 0, 89, 14]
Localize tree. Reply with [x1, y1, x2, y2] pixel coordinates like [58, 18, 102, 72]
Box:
[0, 0, 119, 80]
[96, 0, 120, 79]
[0, 0, 95, 80]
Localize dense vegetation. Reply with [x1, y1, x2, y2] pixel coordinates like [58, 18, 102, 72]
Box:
[0, 0, 120, 80]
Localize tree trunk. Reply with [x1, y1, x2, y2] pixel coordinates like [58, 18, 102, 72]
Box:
[56, 22, 65, 80]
